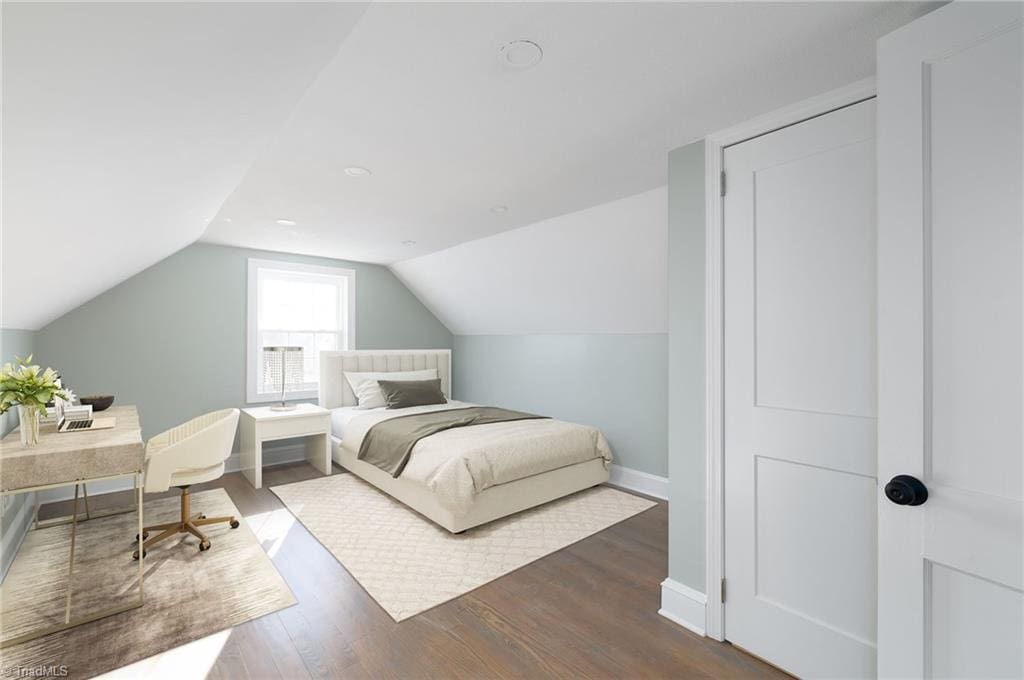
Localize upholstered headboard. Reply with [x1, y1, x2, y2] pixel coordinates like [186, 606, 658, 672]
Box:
[318, 349, 453, 409]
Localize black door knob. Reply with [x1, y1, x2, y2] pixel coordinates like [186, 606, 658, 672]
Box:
[885, 475, 928, 506]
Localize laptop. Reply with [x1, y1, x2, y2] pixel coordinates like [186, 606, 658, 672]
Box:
[56, 400, 116, 433]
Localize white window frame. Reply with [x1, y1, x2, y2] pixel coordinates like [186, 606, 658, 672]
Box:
[246, 258, 356, 404]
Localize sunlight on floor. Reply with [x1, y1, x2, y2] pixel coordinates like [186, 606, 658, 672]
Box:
[245, 507, 299, 559]
[94, 628, 231, 680]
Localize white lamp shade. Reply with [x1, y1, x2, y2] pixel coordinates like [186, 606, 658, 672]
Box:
[262, 346, 303, 394]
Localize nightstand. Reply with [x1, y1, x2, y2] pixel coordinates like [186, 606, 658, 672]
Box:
[239, 403, 331, 489]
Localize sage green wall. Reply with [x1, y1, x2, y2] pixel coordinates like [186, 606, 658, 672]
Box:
[36, 243, 453, 440]
[452, 333, 667, 476]
[667, 140, 707, 593]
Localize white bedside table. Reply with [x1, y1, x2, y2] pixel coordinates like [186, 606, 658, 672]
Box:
[239, 403, 332, 489]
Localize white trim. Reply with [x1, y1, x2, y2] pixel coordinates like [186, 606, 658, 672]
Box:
[246, 258, 357, 404]
[36, 443, 310, 503]
[703, 130, 727, 643]
[608, 464, 668, 500]
[1, 492, 35, 583]
[659, 578, 707, 637]
[702, 77, 876, 642]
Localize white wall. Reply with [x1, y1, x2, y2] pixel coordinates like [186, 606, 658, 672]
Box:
[391, 187, 667, 336]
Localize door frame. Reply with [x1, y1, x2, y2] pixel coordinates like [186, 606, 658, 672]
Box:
[702, 77, 876, 641]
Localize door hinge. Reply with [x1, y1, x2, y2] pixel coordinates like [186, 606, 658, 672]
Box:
[720, 170, 727, 197]
[721, 578, 727, 603]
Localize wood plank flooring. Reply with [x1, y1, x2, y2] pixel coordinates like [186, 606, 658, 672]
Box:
[38, 463, 789, 679]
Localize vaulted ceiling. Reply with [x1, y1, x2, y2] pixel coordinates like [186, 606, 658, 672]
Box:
[1, 2, 370, 329]
[2, 2, 938, 330]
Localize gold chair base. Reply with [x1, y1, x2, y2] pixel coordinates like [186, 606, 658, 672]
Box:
[134, 486, 238, 558]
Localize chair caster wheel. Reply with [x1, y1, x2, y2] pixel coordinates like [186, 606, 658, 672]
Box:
[198, 514, 206, 520]
[135, 531, 149, 541]
[132, 549, 146, 560]
[199, 540, 211, 551]
[229, 519, 240, 529]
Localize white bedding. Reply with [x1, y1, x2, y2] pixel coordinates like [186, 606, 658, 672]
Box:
[329, 405, 370, 440]
[331, 401, 613, 515]
[329, 400, 473, 439]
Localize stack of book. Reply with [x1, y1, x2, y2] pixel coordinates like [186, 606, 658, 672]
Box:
[40, 404, 93, 424]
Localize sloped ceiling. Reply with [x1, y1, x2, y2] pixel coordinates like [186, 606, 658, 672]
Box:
[1, 2, 369, 330]
[2, 2, 939, 331]
[392, 187, 667, 336]
[201, 1, 936, 264]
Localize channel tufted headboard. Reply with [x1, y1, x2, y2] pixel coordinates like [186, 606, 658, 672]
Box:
[318, 349, 452, 410]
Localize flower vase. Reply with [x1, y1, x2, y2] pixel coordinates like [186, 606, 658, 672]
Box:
[18, 405, 40, 446]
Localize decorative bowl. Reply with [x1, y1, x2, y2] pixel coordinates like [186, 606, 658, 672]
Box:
[79, 395, 115, 412]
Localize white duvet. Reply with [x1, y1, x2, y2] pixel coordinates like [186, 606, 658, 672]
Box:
[335, 401, 613, 514]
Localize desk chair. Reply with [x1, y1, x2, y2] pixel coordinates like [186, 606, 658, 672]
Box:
[132, 408, 240, 559]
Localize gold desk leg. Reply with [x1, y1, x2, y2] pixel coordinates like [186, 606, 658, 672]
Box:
[64, 484, 80, 625]
[137, 473, 144, 600]
[34, 505, 135, 530]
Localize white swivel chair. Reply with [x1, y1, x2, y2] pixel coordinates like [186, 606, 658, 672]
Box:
[133, 408, 241, 559]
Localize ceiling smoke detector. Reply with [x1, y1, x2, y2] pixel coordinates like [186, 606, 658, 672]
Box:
[344, 166, 371, 177]
[490, 205, 509, 214]
[402, 240, 417, 246]
[498, 40, 543, 69]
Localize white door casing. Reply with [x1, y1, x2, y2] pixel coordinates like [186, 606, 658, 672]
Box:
[877, 3, 1023, 679]
[724, 99, 878, 678]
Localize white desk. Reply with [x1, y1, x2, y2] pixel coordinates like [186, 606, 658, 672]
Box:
[239, 404, 332, 489]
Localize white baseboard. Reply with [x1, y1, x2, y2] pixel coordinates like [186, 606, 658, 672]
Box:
[1, 492, 35, 583]
[659, 578, 707, 636]
[36, 443, 309, 504]
[608, 464, 668, 500]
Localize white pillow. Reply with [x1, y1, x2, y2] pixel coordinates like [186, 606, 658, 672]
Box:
[344, 368, 439, 409]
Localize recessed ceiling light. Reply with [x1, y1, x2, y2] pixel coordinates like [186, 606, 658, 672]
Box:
[275, 219, 297, 227]
[498, 40, 543, 69]
[344, 166, 371, 177]
[402, 239, 417, 246]
[490, 205, 509, 214]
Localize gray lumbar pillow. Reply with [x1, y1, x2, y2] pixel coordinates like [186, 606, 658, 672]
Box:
[377, 378, 448, 409]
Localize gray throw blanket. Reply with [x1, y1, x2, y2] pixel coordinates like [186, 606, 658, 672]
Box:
[357, 406, 549, 477]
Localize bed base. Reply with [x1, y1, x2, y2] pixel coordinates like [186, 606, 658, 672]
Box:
[331, 436, 610, 533]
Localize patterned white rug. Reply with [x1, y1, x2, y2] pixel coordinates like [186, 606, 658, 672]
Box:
[271, 473, 656, 621]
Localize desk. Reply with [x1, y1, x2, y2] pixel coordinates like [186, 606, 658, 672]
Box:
[239, 404, 331, 489]
[0, 405, 145, 648]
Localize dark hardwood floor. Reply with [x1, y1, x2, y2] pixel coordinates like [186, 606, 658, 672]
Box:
[39, 463, 788, 679]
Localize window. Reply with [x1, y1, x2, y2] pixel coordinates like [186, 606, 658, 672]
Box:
[247, 259, 355, 403]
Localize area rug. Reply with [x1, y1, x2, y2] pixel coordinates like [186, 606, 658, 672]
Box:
[0, 489, 295, 679]
[271, 473, 656, 621]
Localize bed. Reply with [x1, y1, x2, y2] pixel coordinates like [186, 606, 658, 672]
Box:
[318, 349, 611, 532]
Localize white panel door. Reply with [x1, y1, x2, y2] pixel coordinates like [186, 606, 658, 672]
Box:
[724, 99, 878, 678]
[877, 3, 1023, 678]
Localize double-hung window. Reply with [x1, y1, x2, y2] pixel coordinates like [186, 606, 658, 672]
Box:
[247, 258, 355, 403]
